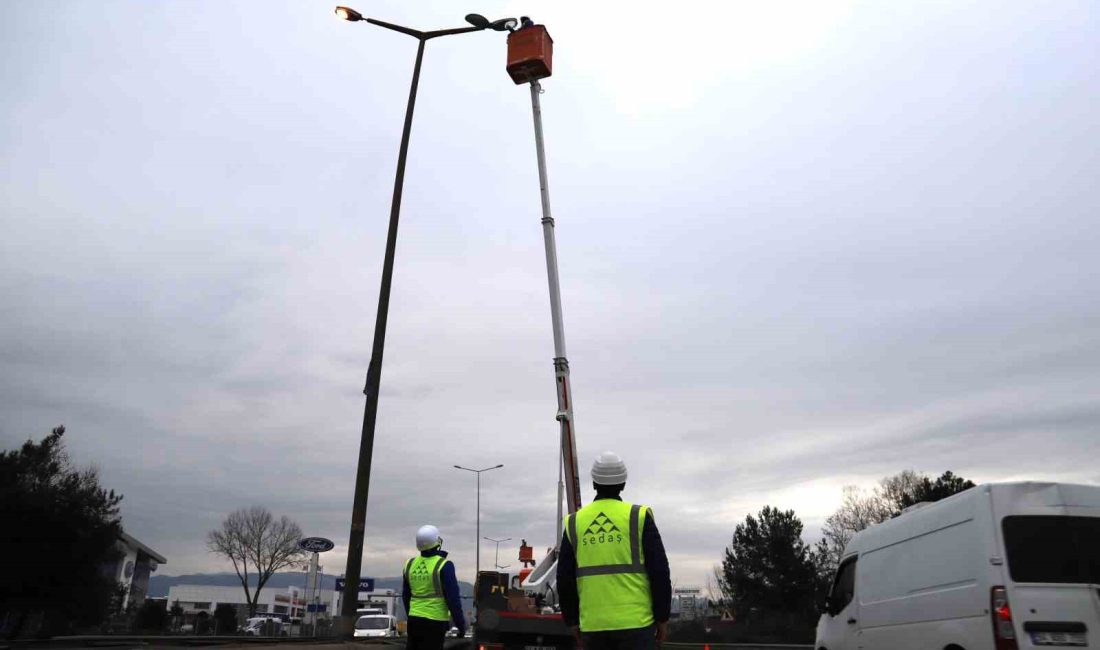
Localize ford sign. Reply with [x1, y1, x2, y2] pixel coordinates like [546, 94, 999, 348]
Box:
[298, 537, 335, 553]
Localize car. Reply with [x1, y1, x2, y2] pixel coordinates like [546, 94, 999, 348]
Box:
[354, 615, 397, 638]
[816, 482, 1100, 650]
[241, 616, 285, 637]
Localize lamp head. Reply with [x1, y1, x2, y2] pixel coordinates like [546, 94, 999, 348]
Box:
[335, 6, 363, 21]
[465, 13, 490, 28]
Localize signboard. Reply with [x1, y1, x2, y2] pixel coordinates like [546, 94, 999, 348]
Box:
[307, 603, 327, 613]
[298, 537, 335, 553]
[335, 577, 375, 592]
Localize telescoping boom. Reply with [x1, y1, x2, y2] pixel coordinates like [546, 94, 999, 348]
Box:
[473, 25, 580, 650]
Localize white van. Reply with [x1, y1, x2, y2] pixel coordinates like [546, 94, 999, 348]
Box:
[241, 616, 286, 637]
[353, 614, 397, 638]
[816, 482, 1100, 650]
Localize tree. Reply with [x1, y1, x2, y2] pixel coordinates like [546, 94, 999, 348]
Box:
[134, 599, 168, 633]
[719, 506, 818, 627]
[110, 582, 131, 617]
[213, 604, 238, 635]
[895, 471, 976, 512]
[0, 426, 124, 638]
[207, 506, 306, 617]
[169, 600, 184, 633]
[815, 484, 895, 575]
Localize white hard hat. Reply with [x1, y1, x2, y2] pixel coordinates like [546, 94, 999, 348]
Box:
[416, 525, 442, 551]
[591, 451, 628, 486]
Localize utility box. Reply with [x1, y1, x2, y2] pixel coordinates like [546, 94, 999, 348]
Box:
[506, 25, 553, 84]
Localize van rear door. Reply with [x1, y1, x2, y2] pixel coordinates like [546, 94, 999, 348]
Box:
[1001, 515, 1100, 648]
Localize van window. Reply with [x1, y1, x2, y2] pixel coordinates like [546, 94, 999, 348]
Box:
[356, 616, 391, 630]
[1002, 516, 1100, 584]
[830, 558, 857, 614]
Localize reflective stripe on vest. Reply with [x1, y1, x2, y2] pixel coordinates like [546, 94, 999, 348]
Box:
[564, 500, 654, 632]
[404, 555, 450, 621]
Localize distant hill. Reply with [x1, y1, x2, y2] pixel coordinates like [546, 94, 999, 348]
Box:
[148, 572, 473, 598]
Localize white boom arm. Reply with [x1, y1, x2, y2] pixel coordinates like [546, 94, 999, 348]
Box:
[525, 79, 581, 601]
[530, 79, 582, 524]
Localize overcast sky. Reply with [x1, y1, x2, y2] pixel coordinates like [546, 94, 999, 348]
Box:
[2, 0, 1098, 588]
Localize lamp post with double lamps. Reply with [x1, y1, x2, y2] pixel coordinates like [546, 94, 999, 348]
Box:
[483, 536, 512, 571]
[333, 7, 517, 636]
[453, 463, 504, 579]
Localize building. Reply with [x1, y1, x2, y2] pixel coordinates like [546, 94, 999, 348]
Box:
[671, 587, 703, 621]
[166, 584, 316, 621]
[166, 582, 407, 623]
[332, 588, 402, 619]
[101, 532, 167, 610]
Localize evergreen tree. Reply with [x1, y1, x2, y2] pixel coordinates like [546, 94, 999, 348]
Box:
[0, 426, 124, 638]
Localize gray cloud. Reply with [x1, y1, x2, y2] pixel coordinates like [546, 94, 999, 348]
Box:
[2, 0, 1098, 587]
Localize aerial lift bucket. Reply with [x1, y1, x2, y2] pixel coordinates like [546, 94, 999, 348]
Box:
[506, 25, 553, 84]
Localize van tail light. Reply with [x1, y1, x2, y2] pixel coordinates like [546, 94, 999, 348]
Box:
[479, 644, 503, 650]
[991, 586, 1019, 650]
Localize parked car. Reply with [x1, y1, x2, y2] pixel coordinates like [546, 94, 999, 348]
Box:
[354, 615, 397, 638]
[241, 616, 286, 637]
[816, 482, 1100, 650]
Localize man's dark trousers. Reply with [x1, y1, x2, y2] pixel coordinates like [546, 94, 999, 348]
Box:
[405, 616, 450, 650]
[581, 625, 657, 650]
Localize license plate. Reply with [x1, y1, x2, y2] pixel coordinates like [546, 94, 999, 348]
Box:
[525, 646, 556, 650]
[1030, 631, 1087, 646]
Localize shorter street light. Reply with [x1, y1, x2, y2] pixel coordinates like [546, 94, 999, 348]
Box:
[483, 536, 512, 571]
[454, 464, 504, 578]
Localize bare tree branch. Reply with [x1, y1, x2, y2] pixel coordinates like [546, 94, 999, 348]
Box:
[208, 506, 305, 617]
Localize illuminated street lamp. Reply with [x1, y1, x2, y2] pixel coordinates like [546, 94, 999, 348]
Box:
[334, 7, 514, 637]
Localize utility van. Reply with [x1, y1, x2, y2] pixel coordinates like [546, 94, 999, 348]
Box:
[816, 482, 1100, 650]
[353, 614, 397, 638]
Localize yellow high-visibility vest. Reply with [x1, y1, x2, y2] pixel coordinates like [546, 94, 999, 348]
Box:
[564, 499, 653, 632]
[404, 555, 450, 621]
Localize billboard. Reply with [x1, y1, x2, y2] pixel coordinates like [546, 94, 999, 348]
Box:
[334, 577, 376, 592]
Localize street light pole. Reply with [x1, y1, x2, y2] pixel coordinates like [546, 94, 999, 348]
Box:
[483, 536, 511, 570]
[333, 7, 515, 637]
[454, 464, 504, 579]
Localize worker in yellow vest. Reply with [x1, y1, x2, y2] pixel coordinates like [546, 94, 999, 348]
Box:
[557, 452, 672, 650]
[401, 525, 466, 650]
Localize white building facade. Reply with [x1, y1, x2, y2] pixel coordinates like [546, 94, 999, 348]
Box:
[166, 583, 403, 622]
[166, 584, 319, 620]
[101, 532, 167, 610]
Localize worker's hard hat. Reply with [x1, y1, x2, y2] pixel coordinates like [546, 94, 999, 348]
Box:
[416, 525, 443, 551]
[591, 451, 628, 485]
